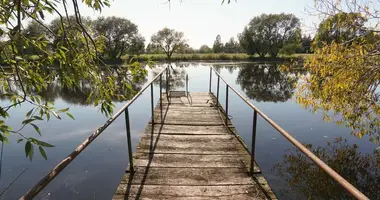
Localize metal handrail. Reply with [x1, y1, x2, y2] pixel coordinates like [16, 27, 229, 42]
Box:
[20, 65, 170, 200]
[209, 66, 369, 200]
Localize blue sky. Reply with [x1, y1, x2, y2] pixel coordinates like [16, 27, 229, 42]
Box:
[56, 0, 317, 48]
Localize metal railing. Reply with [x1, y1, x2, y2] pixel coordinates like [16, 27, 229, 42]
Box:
[20, 65, 171, 200]
[208, 66, 369, 200]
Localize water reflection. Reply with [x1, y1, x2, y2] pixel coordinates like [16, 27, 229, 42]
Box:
[0, 69, 148, 105]
[152, 66, 187, 91]
[273, 138, 380, 199]
[236, 63, 299, 102]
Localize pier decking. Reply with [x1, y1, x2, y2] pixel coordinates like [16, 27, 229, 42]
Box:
[113, 92, 276, 200]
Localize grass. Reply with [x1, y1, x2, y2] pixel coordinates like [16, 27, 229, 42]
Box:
[122, 53, 311, 62]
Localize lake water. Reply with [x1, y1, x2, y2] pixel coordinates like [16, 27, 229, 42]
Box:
[0, 62, 378, 200]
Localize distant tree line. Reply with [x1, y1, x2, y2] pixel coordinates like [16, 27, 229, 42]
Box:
[1, 13, 346, 62]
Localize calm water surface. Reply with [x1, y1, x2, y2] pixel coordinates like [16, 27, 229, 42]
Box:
[0, 62, 378, 200]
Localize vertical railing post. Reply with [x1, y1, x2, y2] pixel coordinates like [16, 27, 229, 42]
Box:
[166, 68, 169, 102]
[216, 76, 220, 107]
[186, 74, 189, 97]
[225, 85, 229, 125]
[150, 84, 154, 124]
[160, 74, 163, 123]
[250, 110, 258, 175]
[125, 108, 134, 172]
[209, 67, 212, 93]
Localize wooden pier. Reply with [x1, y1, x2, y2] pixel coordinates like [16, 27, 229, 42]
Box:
[113, 92, 276, 200]
[21, 66, 368, 200]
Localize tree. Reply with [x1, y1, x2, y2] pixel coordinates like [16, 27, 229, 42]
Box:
[273, 137, 380, 199]
[224, 37, 241, 53]
[298, 0, 380, 141]
[296, 35, 313, 53]
[238, 27, 256, 55]
[22, 21, 49, 55]
[239, 13, 302, 57]
[151, 28, 186, 59]
[93, 16, 141, 59]
[0, 0, 146, 161]
[213, 35, 224, 53]
[129, 34, 145, 55]
[199, 45, 212, 53]
[146, 43, 163, 54]
[313, 12, 367, 48]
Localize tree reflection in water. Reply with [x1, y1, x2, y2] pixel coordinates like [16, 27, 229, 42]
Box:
[152, 64, 187, 91]
[1, 67, 148, 106]
[236, 63, 299, 102]
[273, 138, 380, 199]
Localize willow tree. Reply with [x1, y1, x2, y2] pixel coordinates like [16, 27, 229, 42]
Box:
[0, 0, 146, 160]
[151, 28, 186, 59]
[298, 0, 380, 141]
[239, 13, 302, 58]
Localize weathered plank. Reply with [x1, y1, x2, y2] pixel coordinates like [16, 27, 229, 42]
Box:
[133, 153, 256, 168]
[145, 125, 230, 135]
[114, 185, 267, 200]
[153, 113, 222, 124]
[120, 167, 253, 185]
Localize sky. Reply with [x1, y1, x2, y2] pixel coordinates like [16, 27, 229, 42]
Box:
[47, 0, 318, 48]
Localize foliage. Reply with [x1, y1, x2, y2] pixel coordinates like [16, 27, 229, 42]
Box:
[212, 35, 224, 53]
[313, 12, 367, 48]
[151, 28, 186, 59]
[22, 21, 50, 55]
[93, 16, 142, 59]
[273, 137, 380, 199]
[128, 34, 146, 55]
[199, 45, 213, 53]
[296, 35, 313, 53]
[224, 37, 242, 53]
[239, 13, 302, 58]
[238, 27, 256, 55]
[145, 43, 163, 54]
[0, 0, 146, 160]
[299, 0, 380, 141]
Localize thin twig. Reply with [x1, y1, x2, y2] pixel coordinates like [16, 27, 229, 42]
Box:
[0, 168, 28, 197]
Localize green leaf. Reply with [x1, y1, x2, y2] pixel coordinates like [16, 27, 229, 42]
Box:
[58, 108, 69, 113]
[30, 138, 54, 147]
[51, 111, 61, 119]
[25, 141, 34, 161]
[26, 108, 34, 118]
[33, 116, 43, 120]
[17, 138, 23, 143]
[22, 118, 36, 124]
[39, 146, 47, 160]
[66, 113, 75, 120]
[30, 123, 41, 135]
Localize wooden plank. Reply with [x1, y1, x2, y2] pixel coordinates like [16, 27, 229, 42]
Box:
[145, 125, 230, 135]
[154, 114, 222, 124]
[155, 106, 217, 112]
[160, 103, 214, 107]
[133, 153, 251, 168]
[136, 140, 244, 155]
[114, 185, 267, 200]
[140, 134, 237, 142]
[161, 98, 214, 105]
[156, 109, 220, 115]
[120, 167, 254, 185]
